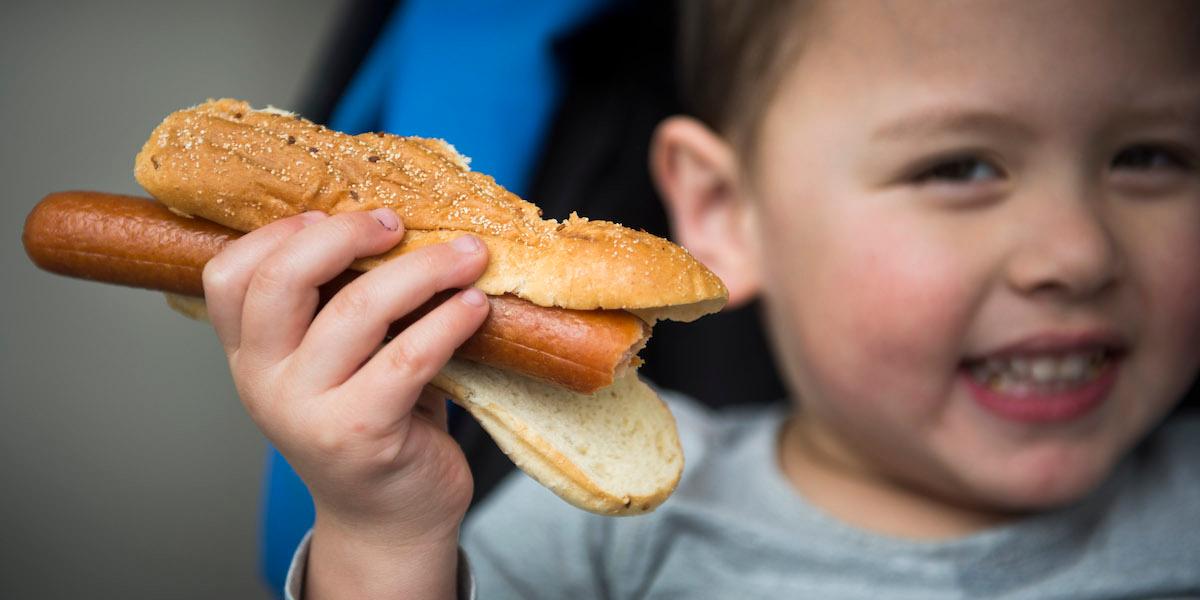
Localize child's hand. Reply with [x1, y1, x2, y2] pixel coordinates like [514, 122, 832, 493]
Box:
[203, 207, 489, 549]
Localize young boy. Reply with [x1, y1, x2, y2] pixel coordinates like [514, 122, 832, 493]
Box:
[203, 1, 1200, 597]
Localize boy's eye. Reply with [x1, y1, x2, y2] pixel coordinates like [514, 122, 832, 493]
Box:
[1111, 144, 1190, 171]
[911, 156, 1002, 184]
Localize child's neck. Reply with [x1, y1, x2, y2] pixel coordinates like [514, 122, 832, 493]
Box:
[777, 413, 1014, 540]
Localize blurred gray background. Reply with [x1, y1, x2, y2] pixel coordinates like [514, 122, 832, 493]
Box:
[2, 1, 342, 597]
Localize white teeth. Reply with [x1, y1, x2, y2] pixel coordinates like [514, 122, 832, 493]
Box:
[1010, 357, 1030, 377]
[1058, 355, 1089, 381]
[1030, 358, 1058, 383]
[968, 350, 1108, 388]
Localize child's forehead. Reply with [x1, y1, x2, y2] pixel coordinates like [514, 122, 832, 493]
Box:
[683, 0, 1198, 165]
[802, 1, 1197, 68]
[776, 1, 1200, 116]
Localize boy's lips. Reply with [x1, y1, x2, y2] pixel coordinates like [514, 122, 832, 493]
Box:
[960, 358, 1119, 422]
[965, 330, 1128, 360]
[959, 330, 1127, 423]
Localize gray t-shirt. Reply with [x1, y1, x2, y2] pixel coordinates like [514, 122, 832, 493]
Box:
[460, 392, 1200, 599]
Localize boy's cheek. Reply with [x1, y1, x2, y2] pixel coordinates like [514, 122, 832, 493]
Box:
[782, 232, 977, 411]
[1140, 260, 1200, 415]
[1132, 216, 1200, 394]
[834, 229, 972, 354]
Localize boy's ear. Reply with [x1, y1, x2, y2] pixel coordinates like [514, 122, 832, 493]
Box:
[650, 116, 760, 308]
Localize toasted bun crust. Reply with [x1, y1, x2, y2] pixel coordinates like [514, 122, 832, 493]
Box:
[134, 99, 726, 322]
[432, 359, 683, 515]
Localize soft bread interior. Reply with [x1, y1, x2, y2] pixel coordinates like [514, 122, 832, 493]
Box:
[632, 297, 728, 324]
[432, 359, 683, 516]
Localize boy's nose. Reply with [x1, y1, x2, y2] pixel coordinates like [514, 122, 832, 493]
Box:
[1004, 187, 1123, 302]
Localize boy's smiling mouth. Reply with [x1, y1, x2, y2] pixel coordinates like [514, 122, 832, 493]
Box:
[959, 332, 1128, 422]
[966, 349, 1110, 389]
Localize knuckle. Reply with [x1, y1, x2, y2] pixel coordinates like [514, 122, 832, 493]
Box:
[253, 253, 300, 291]
[417, 245, 465, 287]
[387, 342, 433, 381]
[330, 280, 376, 322]
[202, 257, 236, 297]
[390, 248, 444, 295]
[438, 305, 478, 339]
[328, 212, 366, 241]
[414, 245, 444, 272]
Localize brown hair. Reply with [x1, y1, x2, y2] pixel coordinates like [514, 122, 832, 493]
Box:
[677, 0, 810, 155]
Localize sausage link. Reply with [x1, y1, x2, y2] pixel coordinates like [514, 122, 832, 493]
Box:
[24, 191, 649, 392]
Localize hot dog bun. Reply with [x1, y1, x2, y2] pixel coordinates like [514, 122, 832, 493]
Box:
[133, 99, 727, 323]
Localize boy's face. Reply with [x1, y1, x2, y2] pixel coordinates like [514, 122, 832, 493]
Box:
[752, 0, 1200, 509]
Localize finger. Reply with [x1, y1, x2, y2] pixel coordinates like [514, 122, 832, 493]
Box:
[202, 211, 328, 353]
[413, 387, 450, 431]
[239, 208, 406, 367]
[289, 236, 488, 390]
[339, 288, 489, 424]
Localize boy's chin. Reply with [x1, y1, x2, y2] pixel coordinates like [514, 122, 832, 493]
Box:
[962, 450, 1118, 512]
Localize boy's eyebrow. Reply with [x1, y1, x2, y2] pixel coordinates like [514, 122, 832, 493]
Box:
[872, 89, 1200, 142]
[1109, 93, 1200, 132]
[872, 108, 1035, 142]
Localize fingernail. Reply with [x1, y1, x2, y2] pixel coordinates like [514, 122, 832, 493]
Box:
[461, 287, 487, 306]
[299, 210, 327, 225]
[451, 235, 481, 253]
[370, 207, 399, 231]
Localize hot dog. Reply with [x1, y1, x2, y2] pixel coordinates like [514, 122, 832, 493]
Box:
[23, 99, 727, 515]
[22, 191, 649, 394]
